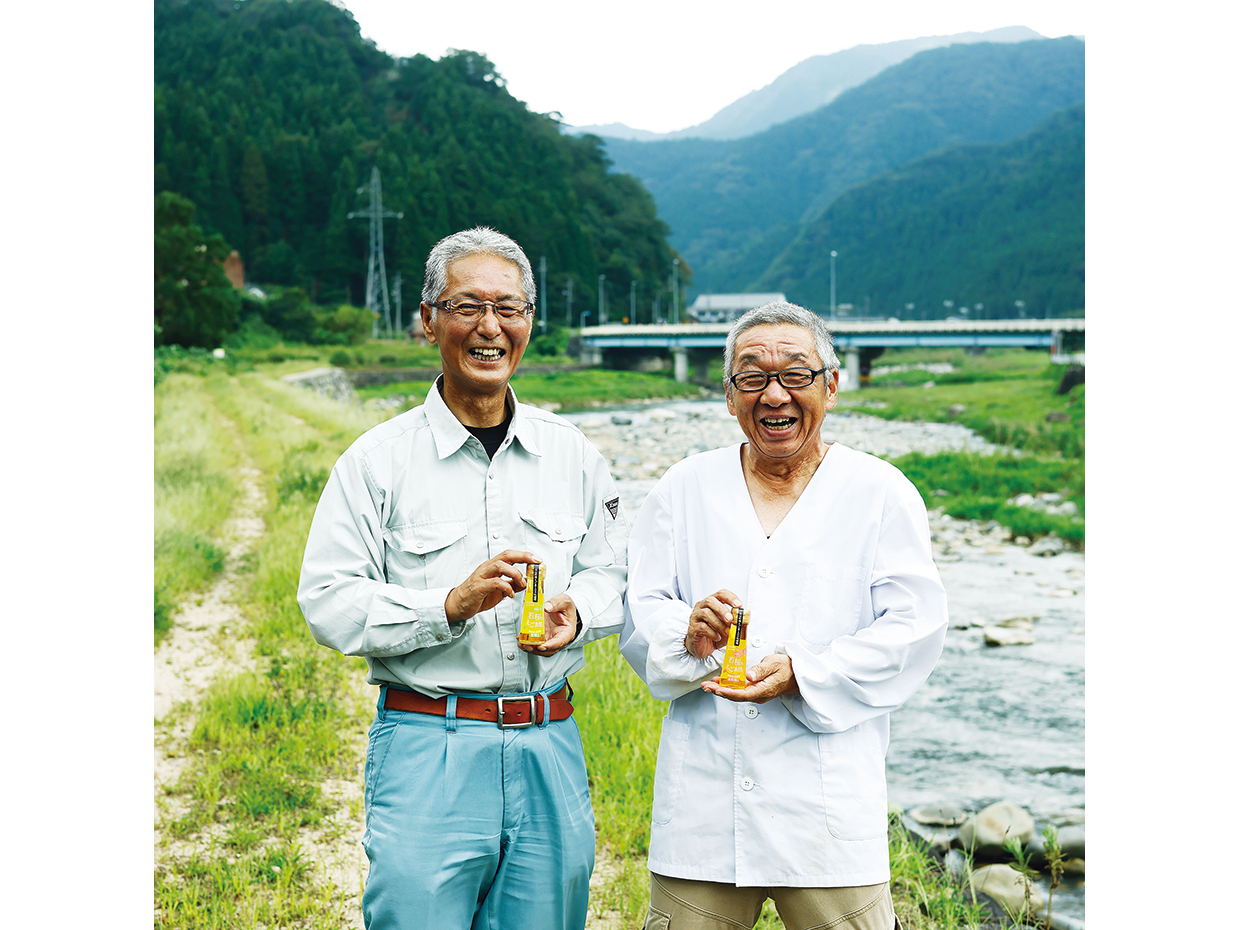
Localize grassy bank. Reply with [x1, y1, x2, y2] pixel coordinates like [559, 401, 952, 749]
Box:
[842, 347, 1085, 547]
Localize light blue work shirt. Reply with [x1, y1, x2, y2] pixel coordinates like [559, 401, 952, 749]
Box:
[298, 382, 629, 696]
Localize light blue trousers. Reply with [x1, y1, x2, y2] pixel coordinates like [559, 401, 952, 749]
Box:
[361, 684, 596, 930]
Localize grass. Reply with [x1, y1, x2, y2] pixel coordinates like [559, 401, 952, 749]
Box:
[842, 347, 1085, 546]
[355, 368, 710, 412]
[154, 372, 241, 641]
[156, 350, 1059, 927]
[156, 367, 384, 929]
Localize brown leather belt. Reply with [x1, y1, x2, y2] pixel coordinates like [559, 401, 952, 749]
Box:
[383, 684, 573, 728]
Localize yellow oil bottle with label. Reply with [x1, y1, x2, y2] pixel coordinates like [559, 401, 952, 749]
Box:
[517, 563, 546, 646]
[719, 606, 749, 688]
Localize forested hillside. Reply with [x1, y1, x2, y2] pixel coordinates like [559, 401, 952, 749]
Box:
[759, 105, 1084, 318]
[602, 37, 1085, 297]
[154, 0, 681, 334]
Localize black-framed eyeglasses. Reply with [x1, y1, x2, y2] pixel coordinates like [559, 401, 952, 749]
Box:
[728, 366, 829, 392]
[430, 298, 534, 322]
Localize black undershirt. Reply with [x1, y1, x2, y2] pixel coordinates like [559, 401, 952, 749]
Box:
[465, 406, 514, 459]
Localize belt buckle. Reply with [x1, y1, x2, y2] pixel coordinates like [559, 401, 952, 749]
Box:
[496, 695, 536, 729]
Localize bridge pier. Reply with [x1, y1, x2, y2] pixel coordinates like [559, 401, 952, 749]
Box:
[840, 348, 861, 392]
[671, 347, 688, 382]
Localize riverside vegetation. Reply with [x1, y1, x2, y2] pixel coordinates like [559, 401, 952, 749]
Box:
[154, 344, 1081, 928]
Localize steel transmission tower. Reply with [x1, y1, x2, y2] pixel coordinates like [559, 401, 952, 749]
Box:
[347, 168, 403, 338]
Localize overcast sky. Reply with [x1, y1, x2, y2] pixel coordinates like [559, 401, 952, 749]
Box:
[341, 0, 1086, 133]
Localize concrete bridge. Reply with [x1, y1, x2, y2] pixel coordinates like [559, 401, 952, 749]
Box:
[578, 318, 1085, 389]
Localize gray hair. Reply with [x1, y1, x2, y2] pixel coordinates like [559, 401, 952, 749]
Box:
[421, 226, 536, 310]
[723, 301, 840, 390]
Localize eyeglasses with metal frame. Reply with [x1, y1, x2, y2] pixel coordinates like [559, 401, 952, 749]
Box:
[430, 298, 535, 322]
[729, 366, 829, 392]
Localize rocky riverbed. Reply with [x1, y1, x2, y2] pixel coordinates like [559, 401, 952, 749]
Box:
[561, 398, 1086, 924]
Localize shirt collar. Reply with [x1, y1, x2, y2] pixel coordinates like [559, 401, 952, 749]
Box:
[424, 378, 542, 460]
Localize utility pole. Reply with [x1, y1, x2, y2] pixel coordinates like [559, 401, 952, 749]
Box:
[630, 280, 636, 324]
[347, 167, 402, 338]
[539, 256, 547, 331]
[393, 273, 402, 337]
[564, 277, 574, 326]
[598, 274, 606, 325]
[829, 250, 837, 321]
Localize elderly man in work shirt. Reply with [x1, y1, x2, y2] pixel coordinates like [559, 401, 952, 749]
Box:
[619, 302, 947, 930]
[298, 226, 628, 930]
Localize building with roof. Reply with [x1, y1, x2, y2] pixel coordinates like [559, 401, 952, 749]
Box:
[687, 293, 787, 323]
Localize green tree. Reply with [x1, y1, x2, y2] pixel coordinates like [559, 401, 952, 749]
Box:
[315, 304, 376, 345]
[154, 191, 240, 347]
[263, 287, 318, 343]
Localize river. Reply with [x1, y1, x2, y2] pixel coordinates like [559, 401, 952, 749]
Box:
[563, 398, 1086, 922]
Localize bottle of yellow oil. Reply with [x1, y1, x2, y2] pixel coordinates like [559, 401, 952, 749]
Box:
[517, 563, 546, 646]
[719, 606, 749, 688]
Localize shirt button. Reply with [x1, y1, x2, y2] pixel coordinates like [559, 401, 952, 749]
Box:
[758, 567, 770, 578]
[492, 531, 500, 539]
[506, 653, 516, 660]
[744, 706, 759, 719]
[751, 636, 765, 648]
[741, 777, 755, 791]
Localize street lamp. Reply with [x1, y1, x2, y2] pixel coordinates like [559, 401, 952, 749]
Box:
[579, 310, 591, 330]
[1014, 300, 1025, 319]
[829, 250, 837, 320]
[672, 259, 680, 324]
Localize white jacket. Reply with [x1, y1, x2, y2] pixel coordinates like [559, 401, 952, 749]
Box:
[619, 443, 947, 886]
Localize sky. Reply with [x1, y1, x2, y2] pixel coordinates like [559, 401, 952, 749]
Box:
[342, 0, 1087, 132]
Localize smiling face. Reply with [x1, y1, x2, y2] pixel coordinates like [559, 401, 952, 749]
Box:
[725, 323, 837, 468]
[420, 252, 531, 423]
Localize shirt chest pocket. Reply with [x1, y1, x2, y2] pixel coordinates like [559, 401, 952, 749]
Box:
[382, 519, 469, 590]
[795, 566, 869, 646]
[519, 509, 587, 591]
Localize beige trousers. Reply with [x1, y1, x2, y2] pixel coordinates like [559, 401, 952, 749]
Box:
[642, 872, 900, 930]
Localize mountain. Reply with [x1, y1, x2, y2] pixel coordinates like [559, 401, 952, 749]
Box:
[674, 26, 1044, 141]
[757, 104, 1084, 318]
[153, 0, 681, 312]
[569, 27, 1043, 142]
[601, 37, 1085, 296]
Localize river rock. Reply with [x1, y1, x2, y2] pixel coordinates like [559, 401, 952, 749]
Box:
[901, 816, 956, 853]
[960, 801, 1036, 858]
[983, 626, 1035, 646]
[996, 616, 1035, 629]
[971, 863, 1046, 919]
[909, 802, 969, 826]
[610, 414, 633, 425]
[1029, 535, 1066, 557]
[1054, 824, 1085, 860]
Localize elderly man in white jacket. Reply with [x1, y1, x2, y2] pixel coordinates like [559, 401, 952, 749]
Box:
[619, 301, 948, 930]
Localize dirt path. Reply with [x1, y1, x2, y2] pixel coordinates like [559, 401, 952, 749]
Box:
[153, 427, 371, 926]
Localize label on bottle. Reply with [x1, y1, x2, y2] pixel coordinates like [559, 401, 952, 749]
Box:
[518, 563, 546, 645]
